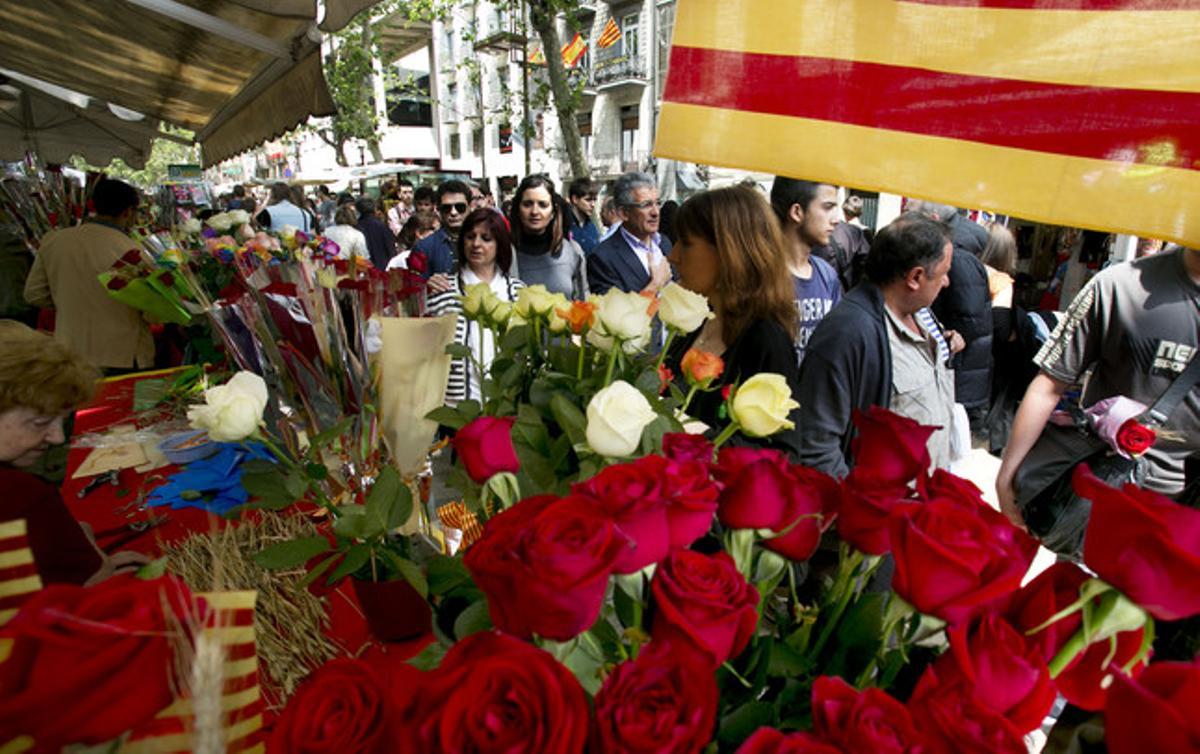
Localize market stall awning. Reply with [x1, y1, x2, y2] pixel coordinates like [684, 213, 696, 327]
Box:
[0, 68, 183, 170]
[0, 0, 378, 166]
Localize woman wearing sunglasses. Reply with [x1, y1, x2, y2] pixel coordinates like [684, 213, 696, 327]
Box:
[507, 175, 588, 300]
[426, 209, 525, 406]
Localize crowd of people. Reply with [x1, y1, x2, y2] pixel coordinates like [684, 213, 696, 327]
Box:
[5, 168, 1198, 588]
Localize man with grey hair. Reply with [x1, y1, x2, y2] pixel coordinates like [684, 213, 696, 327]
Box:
[586, 172, 673, 296]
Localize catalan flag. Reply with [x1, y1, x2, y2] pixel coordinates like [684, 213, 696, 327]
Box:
[0, 520, 41, 628]
[598, 17, 622, 49]
[529, 33, 588, 68]
[655, 0, 1200, 248]
[122, 591, 265, 754]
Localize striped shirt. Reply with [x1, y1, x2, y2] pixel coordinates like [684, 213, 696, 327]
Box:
[427, 272, 524, 406]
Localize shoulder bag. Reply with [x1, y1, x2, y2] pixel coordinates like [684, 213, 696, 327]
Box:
[1015, 354, 1200, 557]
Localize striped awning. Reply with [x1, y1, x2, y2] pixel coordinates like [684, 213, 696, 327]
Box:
[655, 0, 1200, 247]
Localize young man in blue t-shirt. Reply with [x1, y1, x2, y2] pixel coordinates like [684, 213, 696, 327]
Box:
[770, 177, 842, 365]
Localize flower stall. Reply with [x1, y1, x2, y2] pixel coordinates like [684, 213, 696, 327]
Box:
[2, 219, 1198, 754]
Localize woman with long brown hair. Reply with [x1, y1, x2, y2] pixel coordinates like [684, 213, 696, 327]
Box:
[666, 185, 802, 456]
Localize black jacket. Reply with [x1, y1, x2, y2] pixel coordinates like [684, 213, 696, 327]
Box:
[357, 216, 397, 270]
[932, 249, 993, 409]
[950, 213, 989, 258]
[668, 318, 802, 460]
[796, 283, 892, 478]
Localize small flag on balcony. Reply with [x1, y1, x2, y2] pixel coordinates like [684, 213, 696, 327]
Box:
[528, 33, 588, 68]
[598, 17, 621, 49]
[655, 0, 1200, 249]
[562, 33, 587, 68]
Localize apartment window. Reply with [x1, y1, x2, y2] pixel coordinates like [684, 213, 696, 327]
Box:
[445, 82, 458, 121]
[622, 13, 640, 59]
[449, 132, 461, 159]
[473, 127, 484, 156]
[577, 112, 593, 160]
[656, 4, 675, 98]
[620, 105, 639, 167]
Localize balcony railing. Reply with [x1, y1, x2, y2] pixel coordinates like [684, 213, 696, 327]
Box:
[591, 55, 647, 87]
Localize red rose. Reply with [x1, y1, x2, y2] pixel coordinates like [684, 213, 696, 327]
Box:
[1115, 418, 1156, 456]
[851, 407, 938, 488]
[918, 467, 987, 505]
[657, 363, 674, 395]
[650, 550, 759, 669]
[811, 676, 925, 753]
[464, 495, 625, 640]
[0, 575, 195, 750]
[106, 276, 129, 291]
[888, 495, 1037, 624]
[735, 728, 841, 754]
[1075, 465, 1200, 620]
[838, 469, 911, 555]
[590, 640, 717, 754]
[157, 271, 175, 287]
[928, 612, 1055, 733]
[407, 250, 428, 274]
[575, 455, 671, 572]
[1004, 561, 1149, 711]
[662, 432, 714, 464]
[1105, 661, 1200, 754]
[908, 669, 1026, 754]
[395, 631, 589, 754]
[715, 447, 839, 562]
[269, 658, 398, 753]
[661, 458, 719, 549]
[454, 416, 520, 484]
[119, 248, 143, 265]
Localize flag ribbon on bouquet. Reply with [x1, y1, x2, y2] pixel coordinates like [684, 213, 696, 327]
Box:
[0, 520, 41, 629]
[121, 590, 265, 754]
[655, 0, 1200, 247]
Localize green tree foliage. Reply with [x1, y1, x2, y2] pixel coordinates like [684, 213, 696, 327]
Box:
[69, 125, 200, 189]
[317, 12, 389, 166]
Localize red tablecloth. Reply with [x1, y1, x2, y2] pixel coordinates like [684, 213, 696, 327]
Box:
[63, 369, 432, 663]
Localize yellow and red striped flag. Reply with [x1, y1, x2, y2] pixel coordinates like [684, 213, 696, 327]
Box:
[655, 0, 1200, 247]
[0, 520, 41, 628]
[121, 591, 265, 754]
[562, 33, 587, 68]
[598, 17, 622, 49]
[528, 34, 587, 68]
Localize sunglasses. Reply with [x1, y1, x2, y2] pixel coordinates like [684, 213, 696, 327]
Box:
[440, 202, 468, 214]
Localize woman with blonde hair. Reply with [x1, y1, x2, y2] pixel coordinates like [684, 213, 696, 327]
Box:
[0, 322, 145, 584]
[666, 185, 802, 456]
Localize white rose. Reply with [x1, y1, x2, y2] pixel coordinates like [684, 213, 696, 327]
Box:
[227, 209, 251, 226]
[586, 326, 647, 354]
[658, 283, 713, 333]
[187, 371, 269, 442]
[731, 373, 800, 437]
[586, 380, 657, 457]
[461, 283, 495, 319]
[514, 284, 557, 318]
[205, 212, 233, 232]
[181, 218, 202, 236]
[595, 289, 653, 342]
[545, 292, 571, 333]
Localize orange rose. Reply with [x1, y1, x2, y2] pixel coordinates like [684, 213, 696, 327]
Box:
[556, 300, 598, 334]
[681, 349, 724, 387]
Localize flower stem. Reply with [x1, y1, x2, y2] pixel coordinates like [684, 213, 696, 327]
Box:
[476, 322, 486, 402]
[654, 328, 676, 370]
[808, 549, 865, 662]
[576, 337, 586, 381]
[680, 384, 699, 414]
[603, 345, 618, 387]
[711, 421, 739, 450]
